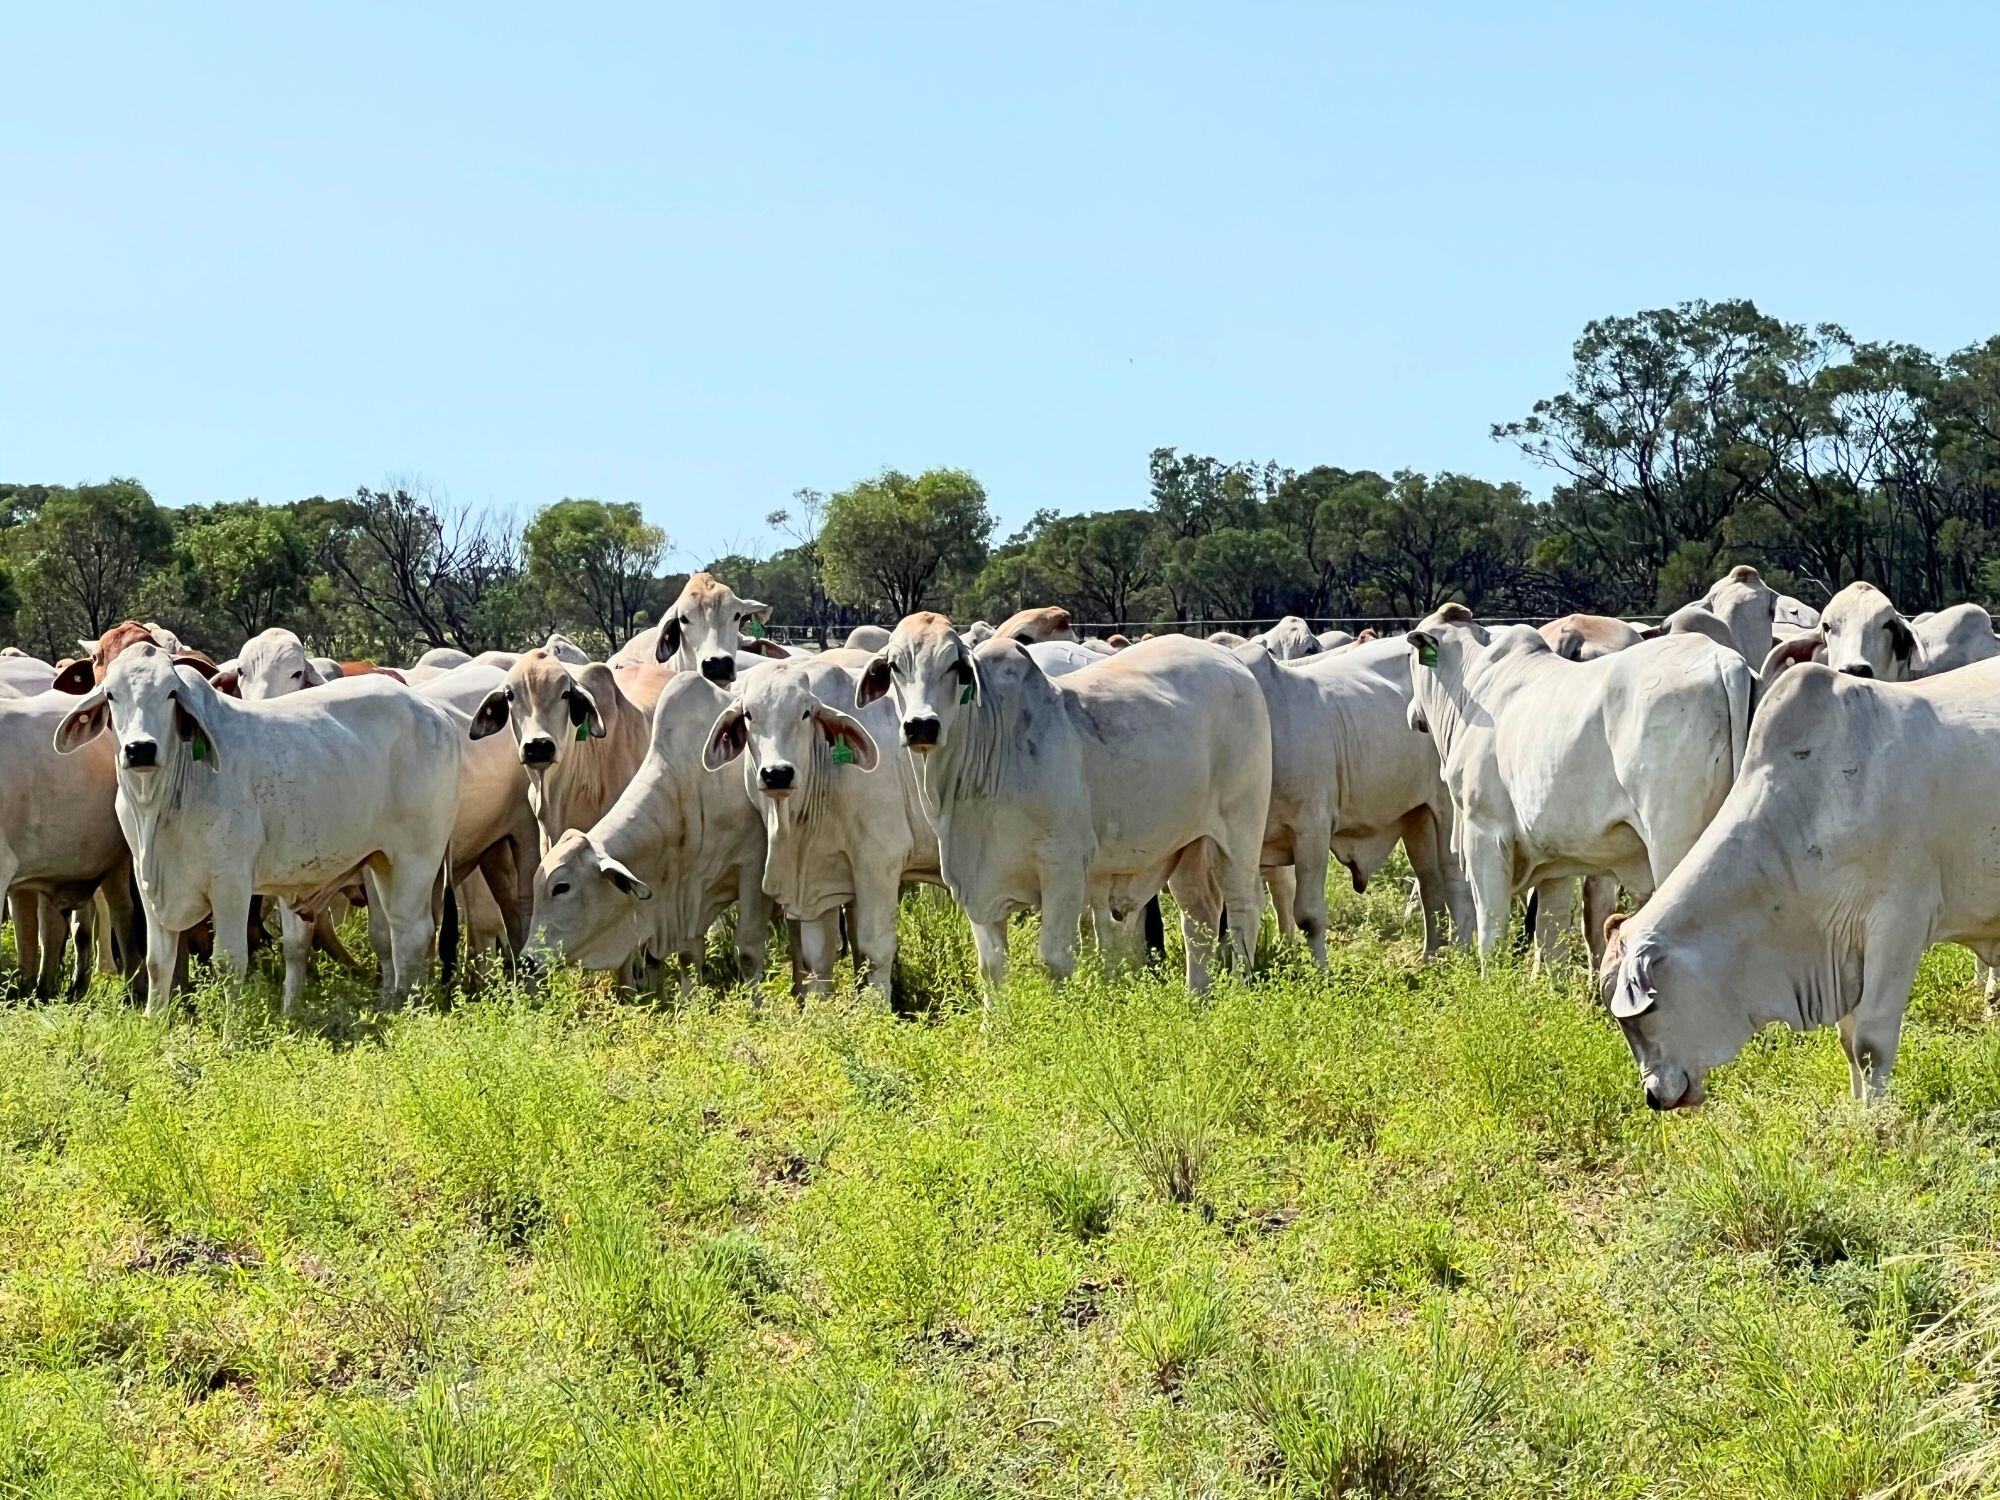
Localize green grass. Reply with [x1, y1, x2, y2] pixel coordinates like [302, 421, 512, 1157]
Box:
[5, 879, 2000, 1495]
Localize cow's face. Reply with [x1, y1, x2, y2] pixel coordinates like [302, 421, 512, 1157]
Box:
[1819, 581, 1915, 681]
[235, 628, 323, 700]
[1600, 917, 1759, 1111]
[704, 665, 877, 801]
[855, 613, 975, 756]
[655, 572, 773, 683]
[528, 830, 652, 971]
[1700, 565, 1777, 664]
[473, 651, 604, 771]
[57, 644, 221, 782]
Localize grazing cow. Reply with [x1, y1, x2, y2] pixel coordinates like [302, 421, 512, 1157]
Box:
[1247, 616, 1321, 661]
[615, 572, 784, 680]
[1236, 638, 1474, 963]
[1537, 613, 1644, 662]
[1765, 581, 2000, 685]
[470, 650, 655, 853]
[53, 646, 459, 1016]
[702, 656, 940, 997]
[529, 673, 772, 982]
[858, 616, 1272, 997]
[991, 605, 1076, 644]
[1407, 605, 1752, 960]
[0, 691, 144, 997]
[845, 625, 893, 653]
[1602, 657, 2000, 1107]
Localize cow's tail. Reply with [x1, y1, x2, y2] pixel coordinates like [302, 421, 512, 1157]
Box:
[1723, 657, 1753, 780]
[437, 860, 460, 1000]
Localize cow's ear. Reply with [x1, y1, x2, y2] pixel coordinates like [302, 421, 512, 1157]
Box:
[211, 667, 242, 698]
[952, 649, 978, 701]
[599, 855, 652, 901]
[1757, 632, 1823, 690]
[1407, 629, 1439, 668]
[703, 704, 748, 771]
[1888, 615, 1918, 666]
[813, 706, 879, 771]
[171, 653, 219, 680]
[654, 616, 683, 664]
[736, 598, 773, 623]
[1637, 623, 1668, 640]
[1602, 911, 1631, 953]
[300, 658, 328, 688]
[1356, 628, 1378, 643]
[566, 678, 606, 739]
[75, 638, 98, 659]
[53, 686, 110, 754]
[741, 637, 788, 659]
[470, 688, 510, 740]
[856, 654, 892, 708]
[1607, 932, 1659, 1021]
[173, 689, 221, 772]
[52, 659, 95, 695]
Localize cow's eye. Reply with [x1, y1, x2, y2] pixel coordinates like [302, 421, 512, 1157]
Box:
[801, 709, 811, 720]
[291, 670, 303, 680]
[551, 882, 571, 898]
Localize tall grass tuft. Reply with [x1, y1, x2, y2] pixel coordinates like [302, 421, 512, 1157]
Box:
[1122, 1267, 1232, 1394]
[1092, 1049, 1236, 1208]
[553, 1196, 736, 1389]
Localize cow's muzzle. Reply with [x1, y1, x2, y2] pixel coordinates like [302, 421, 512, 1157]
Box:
[758, 763, 796, 794]
[1838, 662, 1875, 679]
[700, 656, 736, 684]
[902, 714, 941, 750]
[521, 736, 557, 767]
[123, 740, 158, 769]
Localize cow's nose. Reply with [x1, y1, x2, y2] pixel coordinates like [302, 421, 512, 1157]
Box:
[1840, 662, 1874, 679]
[902, 714, 941, 748]
[1643, 1083, 1669, 1112]
[759, 763, 795, 792]
[700, 656, 736, 684]
[123, 740, 158, 769]
[521, 736, 557, 766]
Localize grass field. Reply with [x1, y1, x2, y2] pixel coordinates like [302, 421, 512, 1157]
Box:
[6, 879, 2000, 1498]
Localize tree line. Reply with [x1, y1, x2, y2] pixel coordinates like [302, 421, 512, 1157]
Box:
[11, 297, 2000, 660]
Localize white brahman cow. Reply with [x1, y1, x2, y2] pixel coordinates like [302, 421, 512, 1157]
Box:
[528, 672, 772, 985]
[703, 652, 941, 998]
[857, 615, 1271, 998]
[1406, 604, 1752, 963]
[1603, 656, 2000, 1106]
[54, 644, 460, 1016]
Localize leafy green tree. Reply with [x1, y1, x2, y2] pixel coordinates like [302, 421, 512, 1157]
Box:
[820, 468, 994, 620]
[170, 503, 316, 641]
[9, 478, 173, 654]
[522, 498, 667, 652]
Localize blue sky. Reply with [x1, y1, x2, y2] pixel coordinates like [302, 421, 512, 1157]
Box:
[8, 2, 2000, 565]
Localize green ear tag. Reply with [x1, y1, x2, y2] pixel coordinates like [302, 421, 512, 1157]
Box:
[189, 732, 208, 762]
[575, 722, 589, 742]
[829, 740, 857, 766]
[1416, 640, 1438, 668]
[959, 683, 974, 704]
[744, 617, 765, 639]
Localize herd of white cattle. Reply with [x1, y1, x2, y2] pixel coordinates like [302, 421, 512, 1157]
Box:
[2, 563, 1996, 1111]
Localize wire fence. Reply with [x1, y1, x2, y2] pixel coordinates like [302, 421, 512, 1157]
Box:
[759, 611, 1672, 646]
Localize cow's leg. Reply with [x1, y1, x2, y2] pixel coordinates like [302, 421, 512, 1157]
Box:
[278, 901, 313, 1019]
[851, 874, 901, 1001]
[99, 875, 142, 994]
[314, 901, 364, 972]
[379, 864, 438, 1008]
[1290, 838, 1332, 968]
[735, 870, 771, 983]
[1843, 934, 1926, 1101]
[63, 905, 91, 1001]
[1036, 870, 1086, 983]
[39, 900, 73, 999]
[795, 913, 841, 997]
[1582, 875, 1620, 973]
[1530, 878, 1574, 973]
[144, 916, 179, 1020]
[971, 917, 1009, 1006]
[1265, 867, 1299, 942]
[1461, 826, 1516, 962]
[1167, 854, 1223, 995]
[7, 888, 36, 997]
[1401, 813, 1455, 955]
[208, 878, 254, 993]
[484, 842, 530, 962]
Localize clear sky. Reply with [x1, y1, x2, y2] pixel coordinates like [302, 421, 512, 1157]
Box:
[8, 2, 2000, 566]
